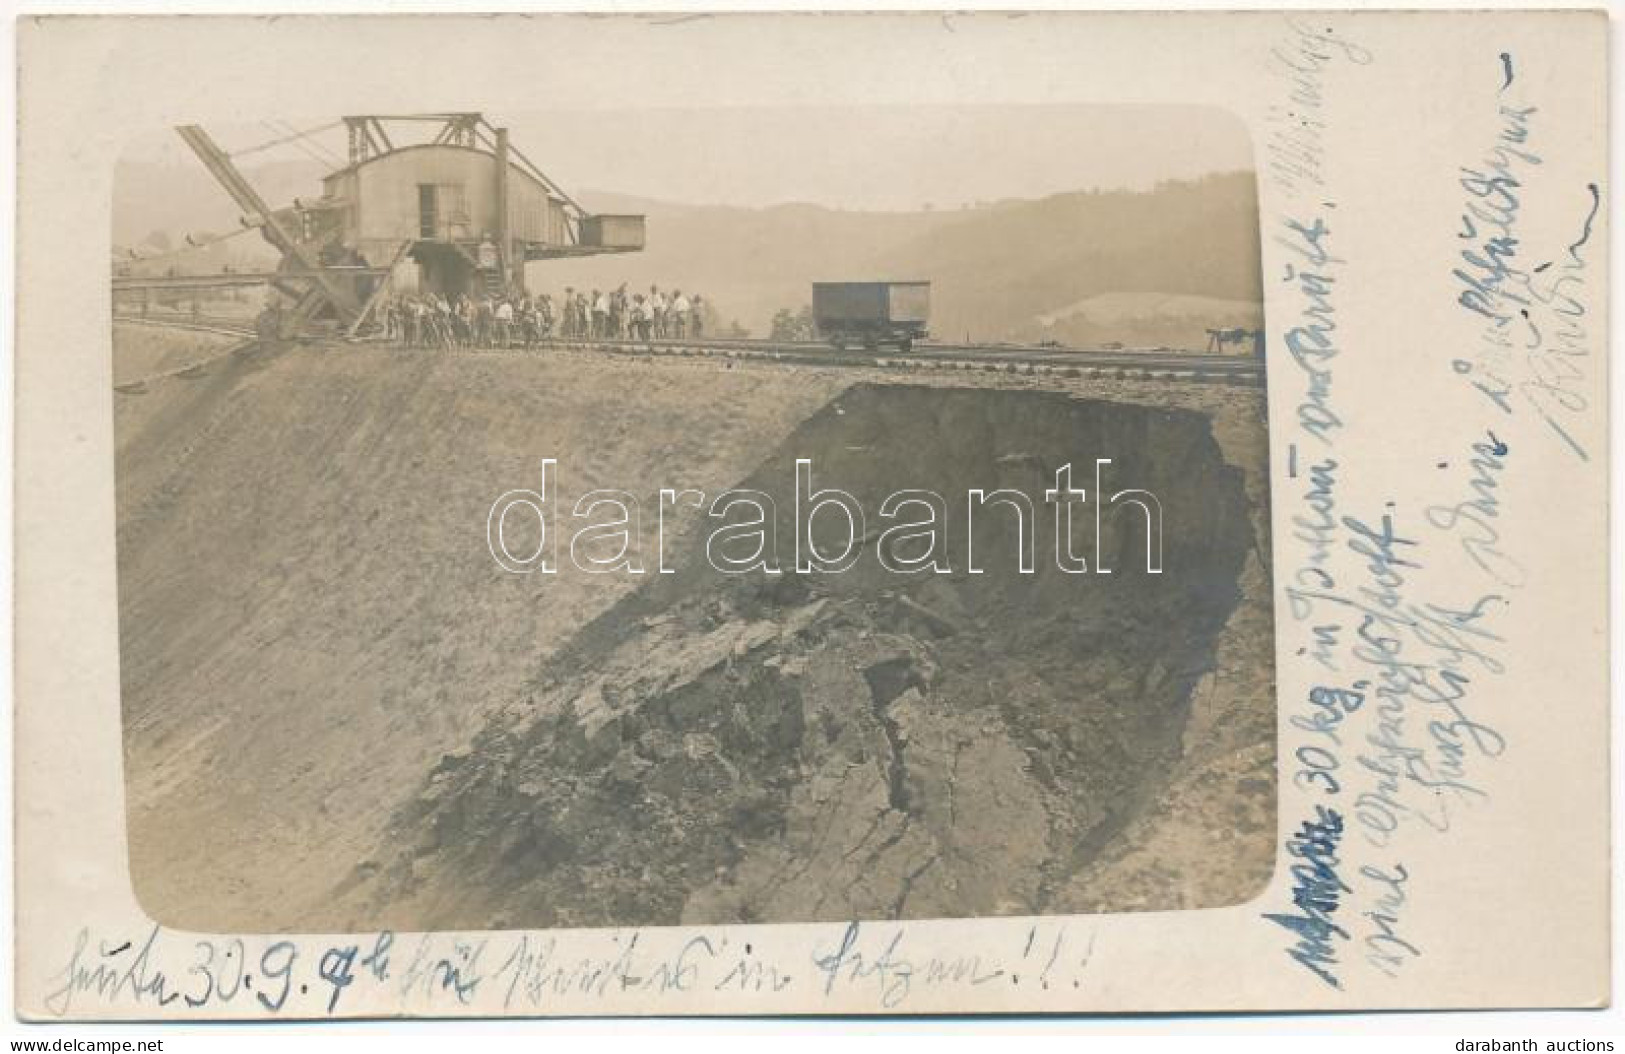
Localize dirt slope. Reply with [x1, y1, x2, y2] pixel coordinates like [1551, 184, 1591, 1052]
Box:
[116, 340, 847, 931]
[338, 385, 1259, 929]
[115, 337, 1275, 932]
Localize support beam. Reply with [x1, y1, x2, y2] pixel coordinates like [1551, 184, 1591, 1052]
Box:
[344, 240, 413, 338]
[270, 278, 309, 302]
[495, 127, 514, 293]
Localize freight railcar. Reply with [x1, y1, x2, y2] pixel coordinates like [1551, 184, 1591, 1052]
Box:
[811, 281, 931, 352]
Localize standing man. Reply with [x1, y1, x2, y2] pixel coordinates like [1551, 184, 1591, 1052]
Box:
[649, 285, 667, 339]
[455, 296, 474, 346]
[630, 293, 649, 341]
[495, 296, 515, 348]
[669, 289, 690, 339]
[404, 298, 422, 347]
[610, 284, 629, 339]
[539, 293, 555, 341]
[475, 296, 494, 348]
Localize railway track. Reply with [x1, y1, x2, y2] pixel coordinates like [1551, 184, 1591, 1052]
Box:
[609, 334, 1260, 370]
[113, 312, 258, 340]
[114, 312, 1265, 386]
[558, 335, 1264, 386]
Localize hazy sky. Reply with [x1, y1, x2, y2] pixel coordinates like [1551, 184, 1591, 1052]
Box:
[122, 104, 1253, 212]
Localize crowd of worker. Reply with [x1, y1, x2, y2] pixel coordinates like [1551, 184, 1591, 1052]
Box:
[381, 284, 708, 349]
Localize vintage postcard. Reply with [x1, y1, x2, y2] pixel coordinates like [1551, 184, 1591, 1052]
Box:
[11, 10, 1610, 1020]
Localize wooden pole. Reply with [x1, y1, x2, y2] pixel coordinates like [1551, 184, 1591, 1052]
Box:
[345, 240, 413, 338]
[495, 127, 515, 294]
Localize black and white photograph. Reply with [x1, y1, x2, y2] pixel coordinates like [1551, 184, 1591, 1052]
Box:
[111, 105, 1275, 933]
[10, 8, 1613, 1040]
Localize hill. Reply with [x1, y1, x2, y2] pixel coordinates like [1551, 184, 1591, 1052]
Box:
[557, 173, 1262, 345]
[114, 155, 1262, 347]
[113, 156, 321, 269]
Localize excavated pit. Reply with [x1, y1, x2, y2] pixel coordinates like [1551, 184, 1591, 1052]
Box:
[347, 383, 1258, 929]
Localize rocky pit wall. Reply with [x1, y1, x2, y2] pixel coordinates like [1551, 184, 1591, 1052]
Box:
[113, 339, 1275, 932]
[337, 383, 1272, 929]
